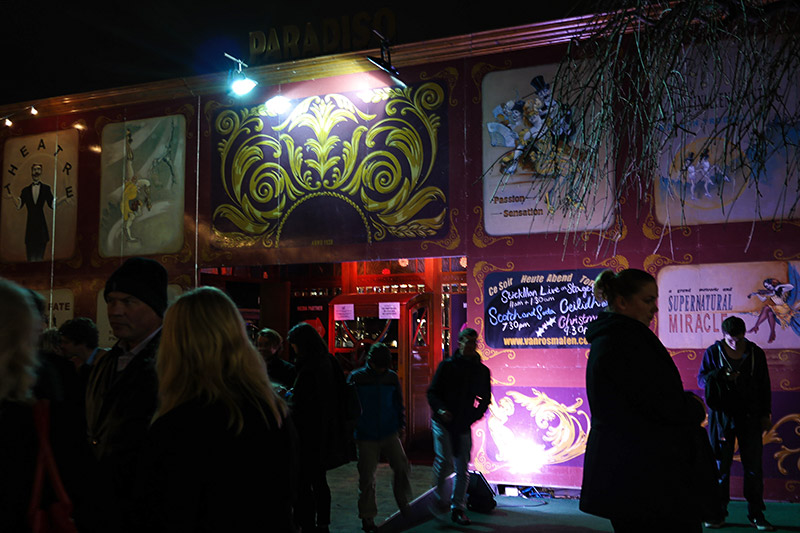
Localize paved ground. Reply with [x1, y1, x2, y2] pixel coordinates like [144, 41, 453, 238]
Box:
[326, 461, 800, 532]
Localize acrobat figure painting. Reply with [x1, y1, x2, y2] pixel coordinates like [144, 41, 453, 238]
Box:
[98, 115, 186, 257]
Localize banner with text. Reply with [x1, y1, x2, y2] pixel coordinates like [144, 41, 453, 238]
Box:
[484, 269, 604, 349]
[657, 261, 800, 349]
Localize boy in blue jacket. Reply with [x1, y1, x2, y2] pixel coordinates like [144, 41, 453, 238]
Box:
[348, 342, 412, 533]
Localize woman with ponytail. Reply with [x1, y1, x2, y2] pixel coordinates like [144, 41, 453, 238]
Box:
[579, 269, 708, 533]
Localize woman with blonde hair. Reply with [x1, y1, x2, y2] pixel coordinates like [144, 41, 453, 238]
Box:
[0, 277, 42, 531]
[135, 286, 297, 532]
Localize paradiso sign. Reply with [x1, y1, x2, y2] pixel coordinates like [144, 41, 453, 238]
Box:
[248, 8, 396, 64]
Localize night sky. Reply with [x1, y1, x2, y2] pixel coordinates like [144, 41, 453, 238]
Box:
[0, 2, 589, 107]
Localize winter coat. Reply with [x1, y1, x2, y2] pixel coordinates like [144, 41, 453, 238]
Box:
[580, 312, 707, 522]
[427, 351, 491, 434]
[348, 365, 405, 441]
[133, 398, 298, 533]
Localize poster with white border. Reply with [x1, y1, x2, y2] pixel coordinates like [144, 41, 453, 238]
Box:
[658, 261, 800, 349]
[481, 64, 615, 235]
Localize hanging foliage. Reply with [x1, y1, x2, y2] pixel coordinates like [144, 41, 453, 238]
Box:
[489, 0, 800, 244]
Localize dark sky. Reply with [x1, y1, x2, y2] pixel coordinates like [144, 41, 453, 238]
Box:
[0, 2, 589, 107]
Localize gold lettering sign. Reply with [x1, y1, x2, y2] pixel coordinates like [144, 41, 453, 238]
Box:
[248, 8, 396, 64]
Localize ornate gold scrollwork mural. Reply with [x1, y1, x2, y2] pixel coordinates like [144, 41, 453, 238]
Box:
[474, 388, 591, 474]
[210, 83, 449, 250]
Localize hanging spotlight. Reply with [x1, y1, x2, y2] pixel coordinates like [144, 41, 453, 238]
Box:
[224, 52, 258, 96]
[29, 105, 38, 115]
[3, 117, 12, 127]
[366, 29, 405, 87]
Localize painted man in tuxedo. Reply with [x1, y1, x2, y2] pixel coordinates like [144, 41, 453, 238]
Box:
[15, 163, 54, 261]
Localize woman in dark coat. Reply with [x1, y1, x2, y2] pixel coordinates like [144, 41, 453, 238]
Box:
[286, 322, 343, 533]
[134, 287, 297, 532]
[580, 269, 708, 533]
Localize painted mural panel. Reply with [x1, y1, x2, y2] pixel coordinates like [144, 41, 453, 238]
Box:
[655, 46, 799, 226]
[658, 261, 800, 350]
[483, 268, 604, 349]
[481, 65, 615, 235]
[98, 115, 186, 257]
[210, 82, 449, 251]
[473, 386, 590, 483]
[1, 129, 78, 262]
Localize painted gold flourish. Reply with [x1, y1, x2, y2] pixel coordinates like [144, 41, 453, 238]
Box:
[582, 254, 630, 271]
[420, 208, 460, 251]
[471, 260, 515, 305]
[581, 212, 628, 244]
[473, 317, 517, 362]
[472, 206, 514, 248]
[507, 389, 591, 464]
[774, 249, 800, 261]
[765, 414, 800, 476]
[471, 61, 513, 104]
[643, 253, 693, 275]
[642, 211, 692, 240]
[419, 67, 459, 107]
[212, 84, 447, 247]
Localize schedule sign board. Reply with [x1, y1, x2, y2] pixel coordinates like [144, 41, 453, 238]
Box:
[484, 268, 605, 349]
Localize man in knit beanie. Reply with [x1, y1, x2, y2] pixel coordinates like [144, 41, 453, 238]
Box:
[82, 257, 167, 533]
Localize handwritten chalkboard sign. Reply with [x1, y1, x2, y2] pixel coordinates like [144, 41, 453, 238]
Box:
[484, 269, 606, 349]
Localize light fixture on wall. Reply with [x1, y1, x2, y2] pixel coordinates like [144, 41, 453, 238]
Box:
[2, 105, 40, 127]
[225, 52, 258, 96]
[366, 29, 405, 87]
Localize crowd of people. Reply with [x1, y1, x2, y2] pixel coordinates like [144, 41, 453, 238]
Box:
[0, 261, 777, 532]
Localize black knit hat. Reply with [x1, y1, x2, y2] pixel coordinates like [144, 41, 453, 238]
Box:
[104, 257, 168, 317]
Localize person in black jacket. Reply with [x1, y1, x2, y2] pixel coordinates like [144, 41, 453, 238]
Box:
[134, 286, 296, 532]
[287, 322, 340, 533]
[427, 327, 491, 526]
[580, 269, 708, 533]
[84, 257, 167, 533]
[698, 316, 775, 531]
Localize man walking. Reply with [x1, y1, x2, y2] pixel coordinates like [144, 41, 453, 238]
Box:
[427, 327, 491, 526]
[83, 257, 167, 532]
[348, 342, 412, 532]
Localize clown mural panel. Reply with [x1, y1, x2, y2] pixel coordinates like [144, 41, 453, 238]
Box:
[481, 65, 615, 235]
[98, 115, 186, 257]
[1, 129, 78, 262]
[658, 261, 800, 349]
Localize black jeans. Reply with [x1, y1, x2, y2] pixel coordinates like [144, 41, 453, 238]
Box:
[713, 415, 766, 518]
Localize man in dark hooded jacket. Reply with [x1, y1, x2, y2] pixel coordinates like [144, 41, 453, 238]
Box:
[427, 327, 491, 526]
